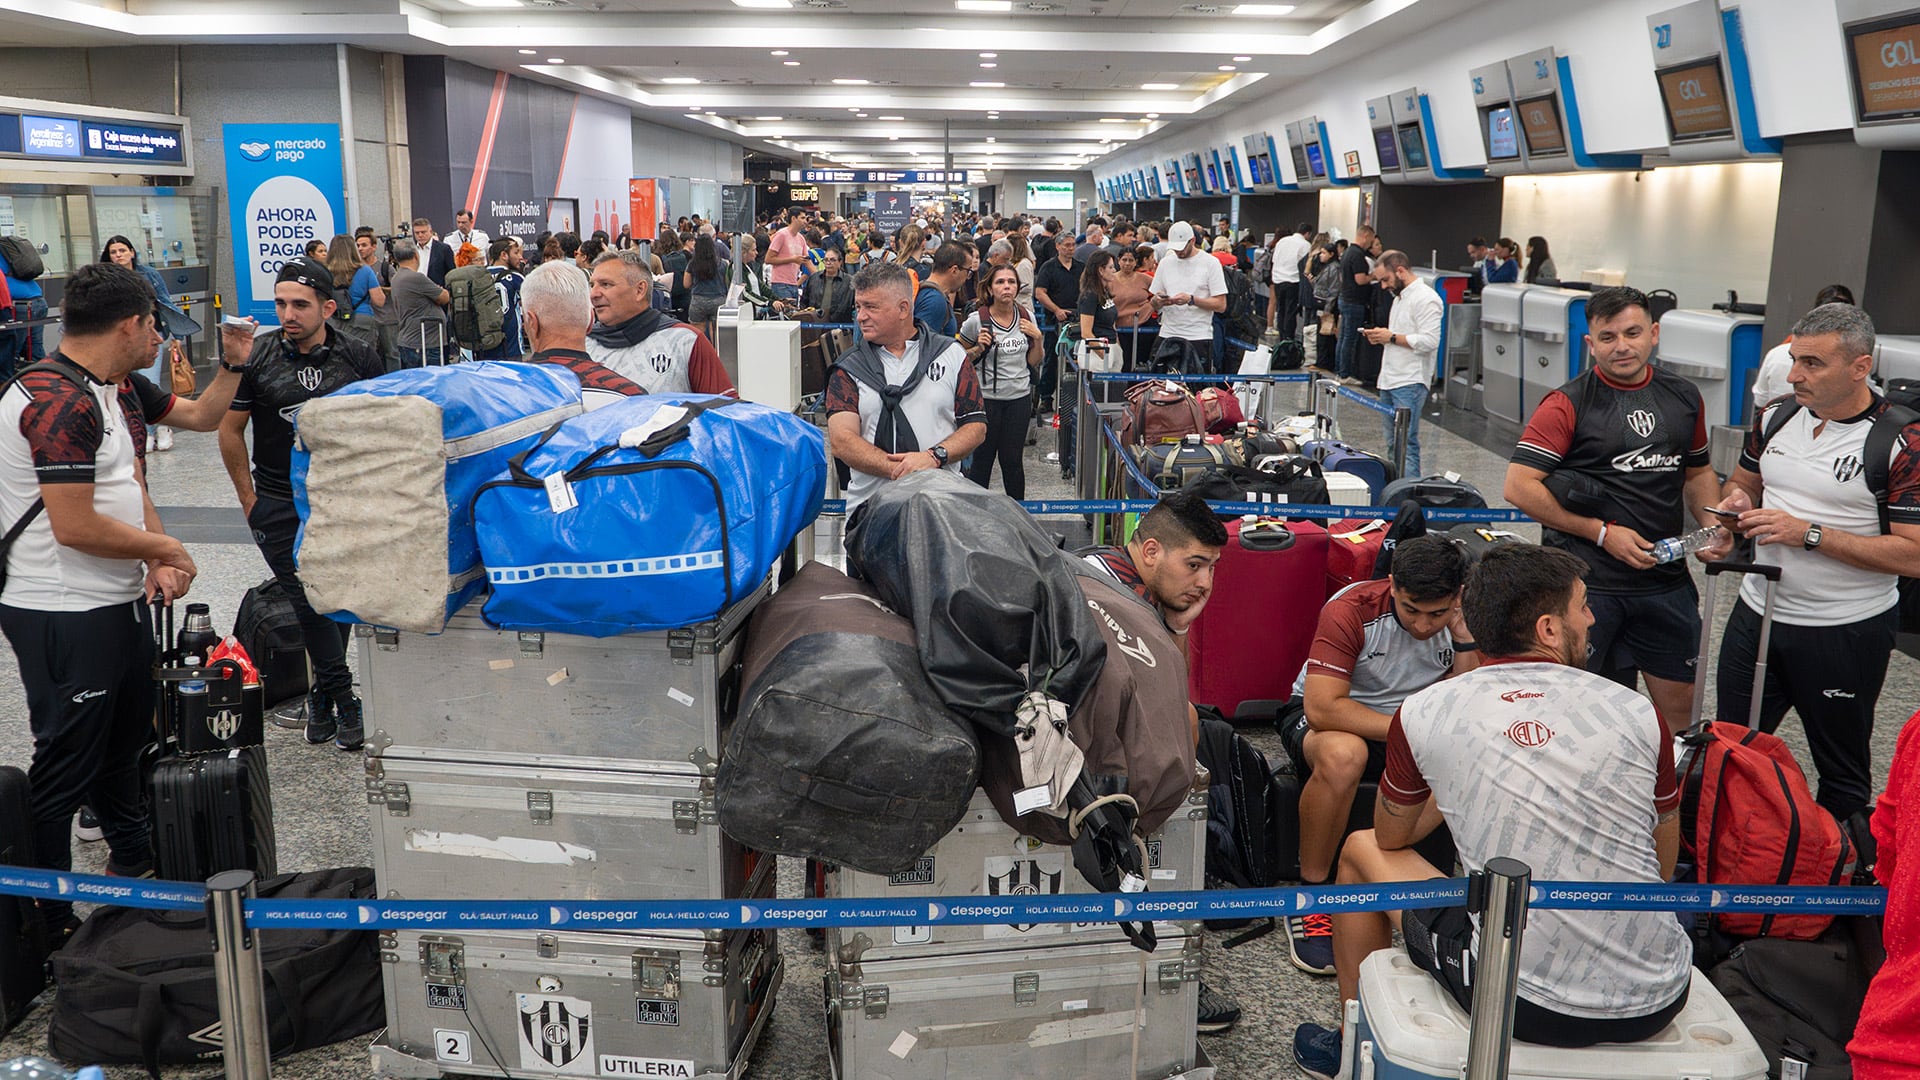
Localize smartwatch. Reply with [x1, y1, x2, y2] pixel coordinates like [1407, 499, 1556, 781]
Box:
[929, 444, 949, 466]
[1804, 523, 1823, 551]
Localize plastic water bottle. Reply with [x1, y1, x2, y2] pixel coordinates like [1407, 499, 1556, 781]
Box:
[1651, 525, 1726, 565]
[1, 1057, 105, 1080]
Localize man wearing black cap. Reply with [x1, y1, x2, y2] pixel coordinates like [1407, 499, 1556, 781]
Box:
[217, 259, 385, 750]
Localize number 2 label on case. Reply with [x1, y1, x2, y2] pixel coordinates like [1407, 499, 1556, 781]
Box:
[435, 1029, 473, 1064]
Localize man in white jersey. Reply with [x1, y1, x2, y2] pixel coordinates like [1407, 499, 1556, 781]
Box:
[824, 262, 986, 512]
[1293, 542, 1689, 1078]
[1704, 302, 1920, 821]
[585, 250, 736, 398]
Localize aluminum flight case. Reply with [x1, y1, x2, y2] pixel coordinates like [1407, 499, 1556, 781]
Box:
[367, 757, 766, 903]
[825, 927, 1203, 1080]
[357, 582, 769, 774]
[371, 921, 781, 1079]
[825, 778, 1206, 955]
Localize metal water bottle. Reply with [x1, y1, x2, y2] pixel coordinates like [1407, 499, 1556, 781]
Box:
[174, 604, 218, 744]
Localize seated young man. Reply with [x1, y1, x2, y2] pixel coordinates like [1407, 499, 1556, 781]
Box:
[1278, 535, 1476, 976]
[1293, 543, 1690, 1078]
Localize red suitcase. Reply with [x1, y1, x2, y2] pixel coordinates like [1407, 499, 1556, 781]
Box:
[1324, 517, 1389, 598]
[1188, 516, 1329, 722]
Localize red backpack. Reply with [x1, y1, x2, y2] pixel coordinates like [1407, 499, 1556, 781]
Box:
[1681, 721, 1855, 943]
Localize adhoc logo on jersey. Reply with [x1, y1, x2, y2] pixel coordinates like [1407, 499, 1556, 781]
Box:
[1611, 445, 1684, 473]
[223, 123, 345, 322]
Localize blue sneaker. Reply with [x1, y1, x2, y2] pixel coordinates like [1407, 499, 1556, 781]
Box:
[1293, 1022, 1343, 1080]
[1285, 912, 1337, 976]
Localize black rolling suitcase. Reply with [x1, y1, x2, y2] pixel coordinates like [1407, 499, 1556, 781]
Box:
[151, 746, 276, 882]
[1056, 358, 1078, 480]
[0, 764, 50, 1035]
[234, 578, 309, 708]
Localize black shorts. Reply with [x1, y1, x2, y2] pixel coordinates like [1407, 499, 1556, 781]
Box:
[1586, 583, 1700, 684]
[1277, 698, 1386, 782]
[1401, 905, 1690, 1048]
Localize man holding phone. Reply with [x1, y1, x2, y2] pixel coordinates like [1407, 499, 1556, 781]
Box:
[1502, 286, 1722, 733]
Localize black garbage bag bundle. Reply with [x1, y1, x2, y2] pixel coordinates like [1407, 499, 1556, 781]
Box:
[846, 470, 1161, 949]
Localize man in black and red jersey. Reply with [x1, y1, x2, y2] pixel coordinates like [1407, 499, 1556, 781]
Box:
[520, 261, 646, 407]
[1502, 286, 1724, 731]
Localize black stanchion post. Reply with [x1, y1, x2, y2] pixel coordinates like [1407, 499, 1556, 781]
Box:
[206, 869, 273, 1079]
[1464, 857, 1531, 1080]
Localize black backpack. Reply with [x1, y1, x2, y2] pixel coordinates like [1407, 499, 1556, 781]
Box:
[1221, 267, 1263, 345]
[1709, 916, 1883, 1080]
[0, 236, 45, 281]
[234, 578, 310, 707]
[1195, 712, 1293, 890]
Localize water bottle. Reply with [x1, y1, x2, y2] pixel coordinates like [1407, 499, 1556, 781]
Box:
[0, 1057, 105, 1080]
[1651, 525, 1726, 565]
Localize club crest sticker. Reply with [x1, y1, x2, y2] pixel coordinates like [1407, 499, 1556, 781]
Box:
[515, 993, 595, 1074]
[983, 853, 1066, 937]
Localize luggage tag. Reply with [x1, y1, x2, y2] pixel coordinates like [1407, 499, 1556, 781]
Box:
[1443, 470, 1462, 483]
[543, 472, 578, 514]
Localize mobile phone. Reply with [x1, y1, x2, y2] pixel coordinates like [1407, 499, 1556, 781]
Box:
[221, 315, 255, 327]
[1704, 506, 1742, 521]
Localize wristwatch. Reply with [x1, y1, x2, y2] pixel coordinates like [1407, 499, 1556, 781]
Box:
[929, 444, 950, 466]
[1804, 523, 1824, 550]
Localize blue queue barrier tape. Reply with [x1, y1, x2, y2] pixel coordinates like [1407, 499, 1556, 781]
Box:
[817, 498, 1532, 524]
[1324, 381, 1400, 417]
[0, 868, 1883, 931]
[1088, 372, 1313, 384]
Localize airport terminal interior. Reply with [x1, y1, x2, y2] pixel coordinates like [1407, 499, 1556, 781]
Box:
[3, 0, 1920, 1077]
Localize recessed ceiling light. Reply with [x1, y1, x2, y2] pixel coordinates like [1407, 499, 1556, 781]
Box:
[832, 78, 870, 85]
[1218, 64, 1236, 70]
[971, 81, 1005, 87]
[879, 115, 904, 120]
[545, 57, 565, 64]
[1141, 82, 1179, 91]
[986, 136, 996, 142]
[1099, 117, 1130, 123]
[517, 48, 538, 55]
[956, 0, 1013, 9]
[730, 0, 794, 7]
[1145, 112, 1160, 118]
[889, 135, 899, 140]
[1232, 54, 1252, 61]
[660, 76, 700, 84]
[857, 112, 868, 117]
[783, 60, 801, 65]
[980, 52, 997, 58]
[980, 62, 997, 68]
[771, 50, 789, 56]
[1232, 2, 1294, 12]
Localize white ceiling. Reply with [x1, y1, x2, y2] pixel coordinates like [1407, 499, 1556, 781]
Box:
[0, 0, 1458, 171]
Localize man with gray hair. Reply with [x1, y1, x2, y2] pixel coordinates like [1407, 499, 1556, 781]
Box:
[521, 260, 645, 407]
[1704, 301, 1920, 820]
[824, 262, 985, 511]
[585, 249, 734, 397]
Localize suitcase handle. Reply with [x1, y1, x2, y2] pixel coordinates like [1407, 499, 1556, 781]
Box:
[1240, 522, 1296, 552]
[1704, 561, 1781, 581]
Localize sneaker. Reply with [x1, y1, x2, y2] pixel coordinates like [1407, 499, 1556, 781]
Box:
[73, 806, 103, 843]
[1292, 1022, 1343, 1080]
[303, 687, 336, 745]
[1285, 912, 1337, 976]
[104, 855, 155, 878]
[144, 432, 156, 455]
[154, 427, 174, 452]
[333, 691, 365, 752]
[1341, 376, 1363, 387]
[1195, 981, 1242, 1035]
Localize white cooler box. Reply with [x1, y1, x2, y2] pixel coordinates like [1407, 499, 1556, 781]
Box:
[1324, 469, 1372, 507]
[1348, 949, 1767, 1080]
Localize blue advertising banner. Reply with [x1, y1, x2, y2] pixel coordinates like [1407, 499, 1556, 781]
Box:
[223, 123, 346, 321]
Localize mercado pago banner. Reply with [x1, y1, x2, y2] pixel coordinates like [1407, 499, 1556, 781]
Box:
[222, 122, 346, 322]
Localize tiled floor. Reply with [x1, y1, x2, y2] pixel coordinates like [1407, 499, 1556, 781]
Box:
[1, 383, 1912, 1079]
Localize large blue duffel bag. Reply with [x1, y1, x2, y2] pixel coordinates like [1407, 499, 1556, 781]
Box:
[291, 361, 586, 633]
[473, 393, 827, 636]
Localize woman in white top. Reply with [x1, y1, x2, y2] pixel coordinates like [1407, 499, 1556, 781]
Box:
[958, 263, 1043, 500]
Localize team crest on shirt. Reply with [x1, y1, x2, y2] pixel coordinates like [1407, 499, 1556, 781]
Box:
[1506, 719, 1553, 748]
[297, 366, 322, 392]
[929, 360, 948, 382]
[649, 353, 672, 374]
[1626, 408, 1656, 439]
[1834, 454, 1863, 483]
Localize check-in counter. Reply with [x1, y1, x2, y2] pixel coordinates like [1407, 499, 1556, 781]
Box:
[1876, 335, 1920, 385]
[1657, 309, 1764, 430]
[1479, 284, 1532, 424]
[1519, 287, 1592, 423]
